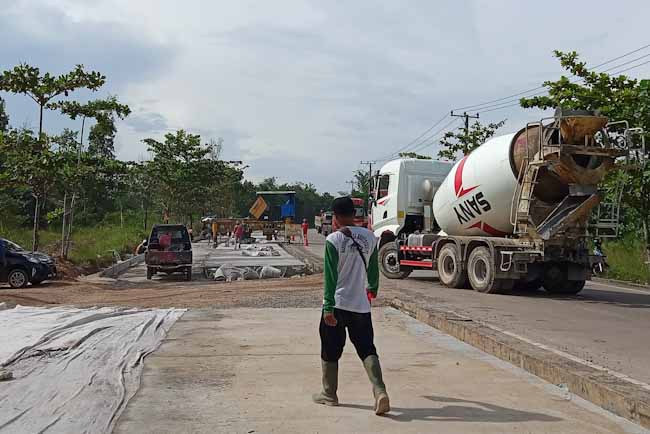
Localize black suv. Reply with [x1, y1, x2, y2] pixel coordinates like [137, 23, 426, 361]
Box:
[0, 238, 57, 288]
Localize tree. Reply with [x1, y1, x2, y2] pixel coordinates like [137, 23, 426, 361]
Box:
[352, 169, 371, 203]
[520, 50, 650, 266]
[0, 97, 8, 132]
[0, 129, 64, 250]
[50, 96, 131, 157]
[0, 64, 105, 141]
[49, 97, 130, 257]
[87, 116, 118, 159]
[437, 120, 505, 161]
[398, 152, 431, 159]
[144, 130, 220, 223]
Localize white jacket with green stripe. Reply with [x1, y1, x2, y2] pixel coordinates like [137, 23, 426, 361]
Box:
[323, 227, 379, 314]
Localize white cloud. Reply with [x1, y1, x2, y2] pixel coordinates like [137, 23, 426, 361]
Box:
[2, 0, 650, 193]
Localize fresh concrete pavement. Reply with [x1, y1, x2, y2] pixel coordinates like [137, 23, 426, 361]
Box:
[110, 229, 650, 432]
[115, 308, 644, 434]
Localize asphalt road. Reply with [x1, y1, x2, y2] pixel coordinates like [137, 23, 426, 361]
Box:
[307, 229, 650, 387]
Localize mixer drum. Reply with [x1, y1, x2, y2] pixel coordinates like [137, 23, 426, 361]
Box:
[509, 115, 610, 203]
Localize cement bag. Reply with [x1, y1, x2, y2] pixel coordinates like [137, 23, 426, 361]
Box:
[260, 266, 282, 279]
[242, 268, 260, 280]
[214, 264, 243, 282]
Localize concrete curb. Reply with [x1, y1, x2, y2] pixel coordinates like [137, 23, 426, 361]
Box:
[593, 276, 650, 290]
[99, 254, 145, 278]
[390, 296, 650, 429]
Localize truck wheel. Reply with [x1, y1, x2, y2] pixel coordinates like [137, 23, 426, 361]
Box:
[467, 246, 503, 293]
[541, 264, 582, 295]
[185, 267, 192, 281]
[379, 243, 412, 279]
[8, 269, 29, 288]
[437, 244, 468, 289]
[146, 267, 153, 280]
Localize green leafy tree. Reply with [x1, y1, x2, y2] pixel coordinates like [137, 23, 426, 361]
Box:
[351, 169, 371, 204]
[87, 116, 118, 159]
[144, 130, 220, 223]
[0, 97, 9, 132]
[0, 129, 64, 250]
[0, 64, 105, 141]
[398, 152, 431, 159]
[50, 96, 130, 158]
[520, 50, 650, 265]
[438, 120, 506, 161]
[49, 97, 130, 256]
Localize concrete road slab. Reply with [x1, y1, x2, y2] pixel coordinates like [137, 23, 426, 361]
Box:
[115, 308, 644, 434]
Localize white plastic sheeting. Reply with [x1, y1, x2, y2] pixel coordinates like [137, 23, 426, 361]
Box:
[0, 305, 185, 434]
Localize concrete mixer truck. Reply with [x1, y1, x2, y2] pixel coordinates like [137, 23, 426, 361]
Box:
[371, 109, 643, 295]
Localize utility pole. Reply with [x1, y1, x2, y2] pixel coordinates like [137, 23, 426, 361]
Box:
[360, 160, 376, 204]
[451, 110, 479, 138]
[346, 180, 356, 194]
[360, 160, 376, 188]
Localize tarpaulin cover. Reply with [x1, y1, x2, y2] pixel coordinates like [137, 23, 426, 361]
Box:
[0, 305, 185, 434]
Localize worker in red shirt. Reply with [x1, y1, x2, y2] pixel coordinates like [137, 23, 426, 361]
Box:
[302, 218, 309, 246]
[234, 222, 244, 249]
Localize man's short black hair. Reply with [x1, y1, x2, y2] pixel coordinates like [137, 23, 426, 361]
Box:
[332, 196, 355, 217]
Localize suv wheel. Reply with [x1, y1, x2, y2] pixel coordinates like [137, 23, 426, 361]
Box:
[8, 269, 29, 288]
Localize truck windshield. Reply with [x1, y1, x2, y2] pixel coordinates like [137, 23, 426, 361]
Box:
[377, 175, 390, 199]
[149, 227, 190, 251]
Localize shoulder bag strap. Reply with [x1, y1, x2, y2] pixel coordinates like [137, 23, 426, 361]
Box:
[339, 227, 367, 270]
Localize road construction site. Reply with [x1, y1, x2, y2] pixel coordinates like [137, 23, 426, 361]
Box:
[1, 229, 649, 433]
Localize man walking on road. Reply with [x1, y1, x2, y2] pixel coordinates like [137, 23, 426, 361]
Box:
[312, 197, 390, 415]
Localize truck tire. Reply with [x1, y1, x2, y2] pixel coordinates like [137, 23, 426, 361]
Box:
[379, 243, 412, 279]
[437, 244, 468, 289]
[467, 246, 505, 293]
[542, 264, 585, 295]
[8, 268, 29, 288]
[146, 267, 153, 280]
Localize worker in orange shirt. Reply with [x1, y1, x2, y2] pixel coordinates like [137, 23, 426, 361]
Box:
[302, 218, 309, 246]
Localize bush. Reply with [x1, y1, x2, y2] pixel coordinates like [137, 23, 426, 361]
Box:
[604, 236, 650, 284]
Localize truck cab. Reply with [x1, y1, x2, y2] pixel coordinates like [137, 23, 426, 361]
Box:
[370, 159, 453, 241]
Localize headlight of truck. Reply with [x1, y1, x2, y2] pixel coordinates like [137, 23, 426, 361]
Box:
[27, 257, 40, 264]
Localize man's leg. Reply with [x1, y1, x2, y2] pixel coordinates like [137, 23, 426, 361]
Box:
[313, 309, 346, 406]
[348, 311, 390, 415]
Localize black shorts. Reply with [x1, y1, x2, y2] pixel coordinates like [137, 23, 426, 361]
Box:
[319, 308, 377, 362]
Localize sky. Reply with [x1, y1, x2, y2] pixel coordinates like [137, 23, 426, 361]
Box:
[1, 0, 649, 194]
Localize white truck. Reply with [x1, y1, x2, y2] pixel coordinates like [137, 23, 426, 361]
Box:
[370, 109, 644, 295]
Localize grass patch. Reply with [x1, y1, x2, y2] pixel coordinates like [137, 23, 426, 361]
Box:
[0, 212, 149, 269]
[604, 236, 650, 284]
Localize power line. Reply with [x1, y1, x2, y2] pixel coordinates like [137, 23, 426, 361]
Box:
[397, 117, 460, 157]
[376, 112, 450, 162]
[452, 43, 650, 111]
[598, 52, 650, 73]
[589, 43, 650, 69]
[610, 58, 650, 75]
[403, 118, 462, 156]
[479, 57, 650, 116]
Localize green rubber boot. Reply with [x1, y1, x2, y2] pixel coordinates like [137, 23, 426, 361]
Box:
[363, 355, 390, 415]
[312, 360, 339, 406]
